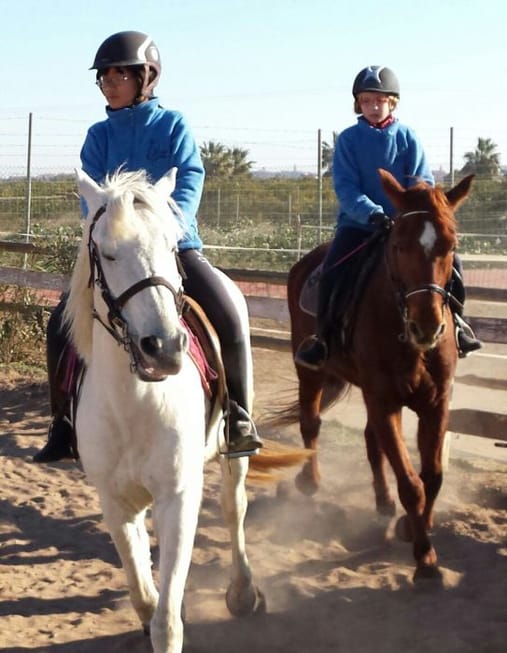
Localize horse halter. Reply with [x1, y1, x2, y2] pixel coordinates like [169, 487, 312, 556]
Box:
[386, 210, 453, 342]
[87, 204, 185, 371]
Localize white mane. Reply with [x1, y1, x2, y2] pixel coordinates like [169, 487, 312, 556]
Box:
[64, 169, 183, 364]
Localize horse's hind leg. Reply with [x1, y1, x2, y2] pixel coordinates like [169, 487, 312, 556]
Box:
[219, 456, 266, 617]
[364, 420, 396, 516]
[295, 369, 324, 495]
[98, 496, 159, 628]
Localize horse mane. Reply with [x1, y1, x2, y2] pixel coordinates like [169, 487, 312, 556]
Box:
[64, 216, 94, 364]
[63, 169, 183, 364]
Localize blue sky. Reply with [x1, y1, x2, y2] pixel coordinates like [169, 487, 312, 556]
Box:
[2, 0, 507, 175]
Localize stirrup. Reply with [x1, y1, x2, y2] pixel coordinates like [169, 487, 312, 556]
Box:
[294, 336, 328, 371]
[222, 403, 263, 459]
[454, 314, 482, 358]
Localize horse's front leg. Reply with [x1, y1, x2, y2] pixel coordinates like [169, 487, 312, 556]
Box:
[98, 494, 159, 629]
[151, 485, 204, 653]
[219, 456, 266, 616]
[295, 369, 324, 495]
[364, 420, 396, 516]
[416, 399, 449, 531]
[366, 404, 439, 581]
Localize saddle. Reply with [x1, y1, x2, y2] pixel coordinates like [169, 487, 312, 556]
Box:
[60, 296, 228, 459]
[181, 294, 227, 409]
[299, 229, 388, 351]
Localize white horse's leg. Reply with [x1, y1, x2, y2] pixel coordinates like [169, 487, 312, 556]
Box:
[220, 456, 266, 616]
[150, 487, 203, 653]
[99, 494, 159, 628]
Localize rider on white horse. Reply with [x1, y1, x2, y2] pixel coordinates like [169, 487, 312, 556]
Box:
[34, 30, 262, 463]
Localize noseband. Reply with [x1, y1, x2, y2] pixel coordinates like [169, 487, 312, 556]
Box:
[386, 210, 453, 342]
[87, 205, 185, 371]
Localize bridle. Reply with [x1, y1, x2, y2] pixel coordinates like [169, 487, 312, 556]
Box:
[87, 204, 185, 372]
[385, 209, 459, 342]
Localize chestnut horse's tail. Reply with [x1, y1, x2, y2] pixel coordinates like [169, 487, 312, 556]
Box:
[259, 376, 351, 428]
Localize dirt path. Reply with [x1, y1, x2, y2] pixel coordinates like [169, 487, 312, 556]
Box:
[0, 349, 506, 652]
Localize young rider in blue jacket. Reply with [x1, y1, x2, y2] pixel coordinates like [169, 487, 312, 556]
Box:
[295, 65, 482, 370]
[34, 31, 262, 462]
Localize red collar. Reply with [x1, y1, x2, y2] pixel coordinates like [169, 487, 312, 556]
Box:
[367, 114, 395, 129]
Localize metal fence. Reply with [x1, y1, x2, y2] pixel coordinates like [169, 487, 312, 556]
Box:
[1, 114, 507, 265]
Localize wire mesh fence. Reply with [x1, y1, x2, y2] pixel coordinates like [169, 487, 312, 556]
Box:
[1, 114, 507, 272]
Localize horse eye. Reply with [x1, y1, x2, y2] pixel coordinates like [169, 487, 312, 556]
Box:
[102, 252, 116, 262]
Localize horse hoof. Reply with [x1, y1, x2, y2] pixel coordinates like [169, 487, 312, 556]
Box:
[295, 471, 319, 496]
[226, 583, 266, 617]
[413, 564, 444, 585]
[394, 515, 413, 542]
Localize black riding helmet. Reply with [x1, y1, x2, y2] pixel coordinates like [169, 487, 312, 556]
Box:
[91, 31, 161, 98]
[352, 66, 400, 98]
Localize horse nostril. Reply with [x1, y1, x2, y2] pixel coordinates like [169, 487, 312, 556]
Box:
[141, 335, 163, 358]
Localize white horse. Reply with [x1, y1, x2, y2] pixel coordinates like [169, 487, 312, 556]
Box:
[65, 168, 265, 653]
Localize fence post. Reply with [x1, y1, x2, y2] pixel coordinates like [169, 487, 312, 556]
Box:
[317, 128, 323, 242]
[23, 112, 33, 268]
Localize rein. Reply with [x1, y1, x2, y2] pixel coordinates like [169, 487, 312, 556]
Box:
[87, 204, 184, 373]
[385, 209, 453, 342]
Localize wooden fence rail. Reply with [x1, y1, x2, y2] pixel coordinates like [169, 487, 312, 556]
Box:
[1, 263, 507, 344]
[1, 258, 506, 448]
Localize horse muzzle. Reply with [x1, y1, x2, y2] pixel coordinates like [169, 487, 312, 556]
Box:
[131, 329, 189, 381]
[404, 317, 447, 351]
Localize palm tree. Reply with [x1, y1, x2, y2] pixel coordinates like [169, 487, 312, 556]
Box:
[461, 137, 502, 179]
[200, 141, 254, 179]
[200, 140, 231, 178]
[229, 147, 254, 177]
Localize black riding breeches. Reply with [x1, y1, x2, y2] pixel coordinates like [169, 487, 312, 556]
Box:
[178, 248, 250, 411]
[451, 253, 466, 310]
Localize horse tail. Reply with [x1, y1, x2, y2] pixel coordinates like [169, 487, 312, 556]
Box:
[321, 376, 351, 411]
[247, 438, 314, 483]
[260, 376, 350, 429]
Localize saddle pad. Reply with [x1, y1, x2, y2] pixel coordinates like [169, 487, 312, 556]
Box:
[299, 263, 323, 317]
[182, 317, 219, 400]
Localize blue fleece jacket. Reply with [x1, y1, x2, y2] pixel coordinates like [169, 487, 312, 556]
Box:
[332, 116, 434, 230]
[80, 98, 204, 251]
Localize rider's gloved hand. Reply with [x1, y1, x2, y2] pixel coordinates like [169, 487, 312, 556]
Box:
[368, 212, 392, 230]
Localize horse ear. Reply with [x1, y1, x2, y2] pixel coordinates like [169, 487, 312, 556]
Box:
[155, 168, 178, 198]
[378, 168, 404, 207]
[75, 169, 105, 218]
[445, 174, 474, 210]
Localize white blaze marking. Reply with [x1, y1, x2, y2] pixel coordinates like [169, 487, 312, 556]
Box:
[419, 221, 437, 255]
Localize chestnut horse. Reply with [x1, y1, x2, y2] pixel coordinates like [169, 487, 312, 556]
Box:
[286, 169, 474, 581]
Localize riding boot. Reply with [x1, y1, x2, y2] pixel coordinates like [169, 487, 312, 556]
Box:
[450, 264, 482, 358]
[33, 297, 76, 463]
[454, 313, 483, 358]
[221, 343, 263, 458]
[34, 413, 75, 463]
